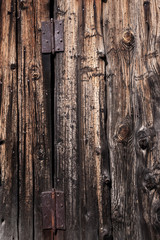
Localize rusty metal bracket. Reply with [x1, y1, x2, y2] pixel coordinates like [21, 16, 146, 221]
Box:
[41, 189, 65, 232]
[41, 19, 64, 54]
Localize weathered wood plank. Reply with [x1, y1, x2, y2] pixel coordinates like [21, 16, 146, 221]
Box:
[54, 1, 80, 239]
[17, 0, 51, 239]
[103, 0, 160, 239]
[54, 0, 112, 239]
[78, 1, 112, 239]
[0, 1, 18, 239]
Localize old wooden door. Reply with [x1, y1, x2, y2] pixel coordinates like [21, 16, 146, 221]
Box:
[1, 0, 160, 240]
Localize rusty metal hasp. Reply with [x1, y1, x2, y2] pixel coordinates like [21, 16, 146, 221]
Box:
[41, 19, 64, 54]
[41, 189, 65, 232]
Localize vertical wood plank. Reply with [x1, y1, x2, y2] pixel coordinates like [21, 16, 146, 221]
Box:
[17, 0, 51, 239]
[78, 1, 111, 239]
[54, 0, 112, 239]
[54, 0, 80, 239]
[103, 0, 160, 239]
[0, 1, 18, 239]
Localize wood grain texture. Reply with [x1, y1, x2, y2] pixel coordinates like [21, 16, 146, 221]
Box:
[54, 0, 80, 239]
[103, 0, 160, 239]
[0, 1, 18, 239]
[17, 0, 52, 239]
[54, 0, 112, 239]
[0, 1, 52, 239]
[2, 0, 160, 239]
[78, 1, 112, 239]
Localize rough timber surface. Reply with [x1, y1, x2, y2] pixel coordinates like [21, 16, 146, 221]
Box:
[103, 0, 160, 239]
[0, 1, 18, 239]
[17, 0, 52, 239]
[54, 0, 111, 239]
[0, 0, 52, 240]
[1, 0, 160, 239]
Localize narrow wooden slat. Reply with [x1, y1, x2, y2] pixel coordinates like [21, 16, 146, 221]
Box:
[17, 0, 51, 239]
[54, 0, 80, 239]
[54, 0, 111, 239]
[78, 1, 111, 239]
[0, 1, 18, 239]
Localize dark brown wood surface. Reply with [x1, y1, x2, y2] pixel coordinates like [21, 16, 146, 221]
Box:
[54, 0, 160, 239]
[54, 0, 111, 239]
[17, 0, 52, 239]
[0, 0, 52, 239]
[103, 0, 160, 239]
[0, 1, 18, 239]
[1, 0, 160, 239]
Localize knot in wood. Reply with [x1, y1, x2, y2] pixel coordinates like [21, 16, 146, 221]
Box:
[102, 170, 111, 187]
[112, 208, 123, 223]
[10, 63, 17, 70]
[143, 172, 156, 191]
[139, 137, 149, 150]
[122, 31, 135, 50]
[137, 130, 149, 150]
[100, 226, 112, 240]
[137, 127, 156, 151]
[95, 147, 101, 155]
[29, 64, 41, 80]
[20, 1, 28, 10]
[144, 1, 150, 7]
[117, 124, 131, 143]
